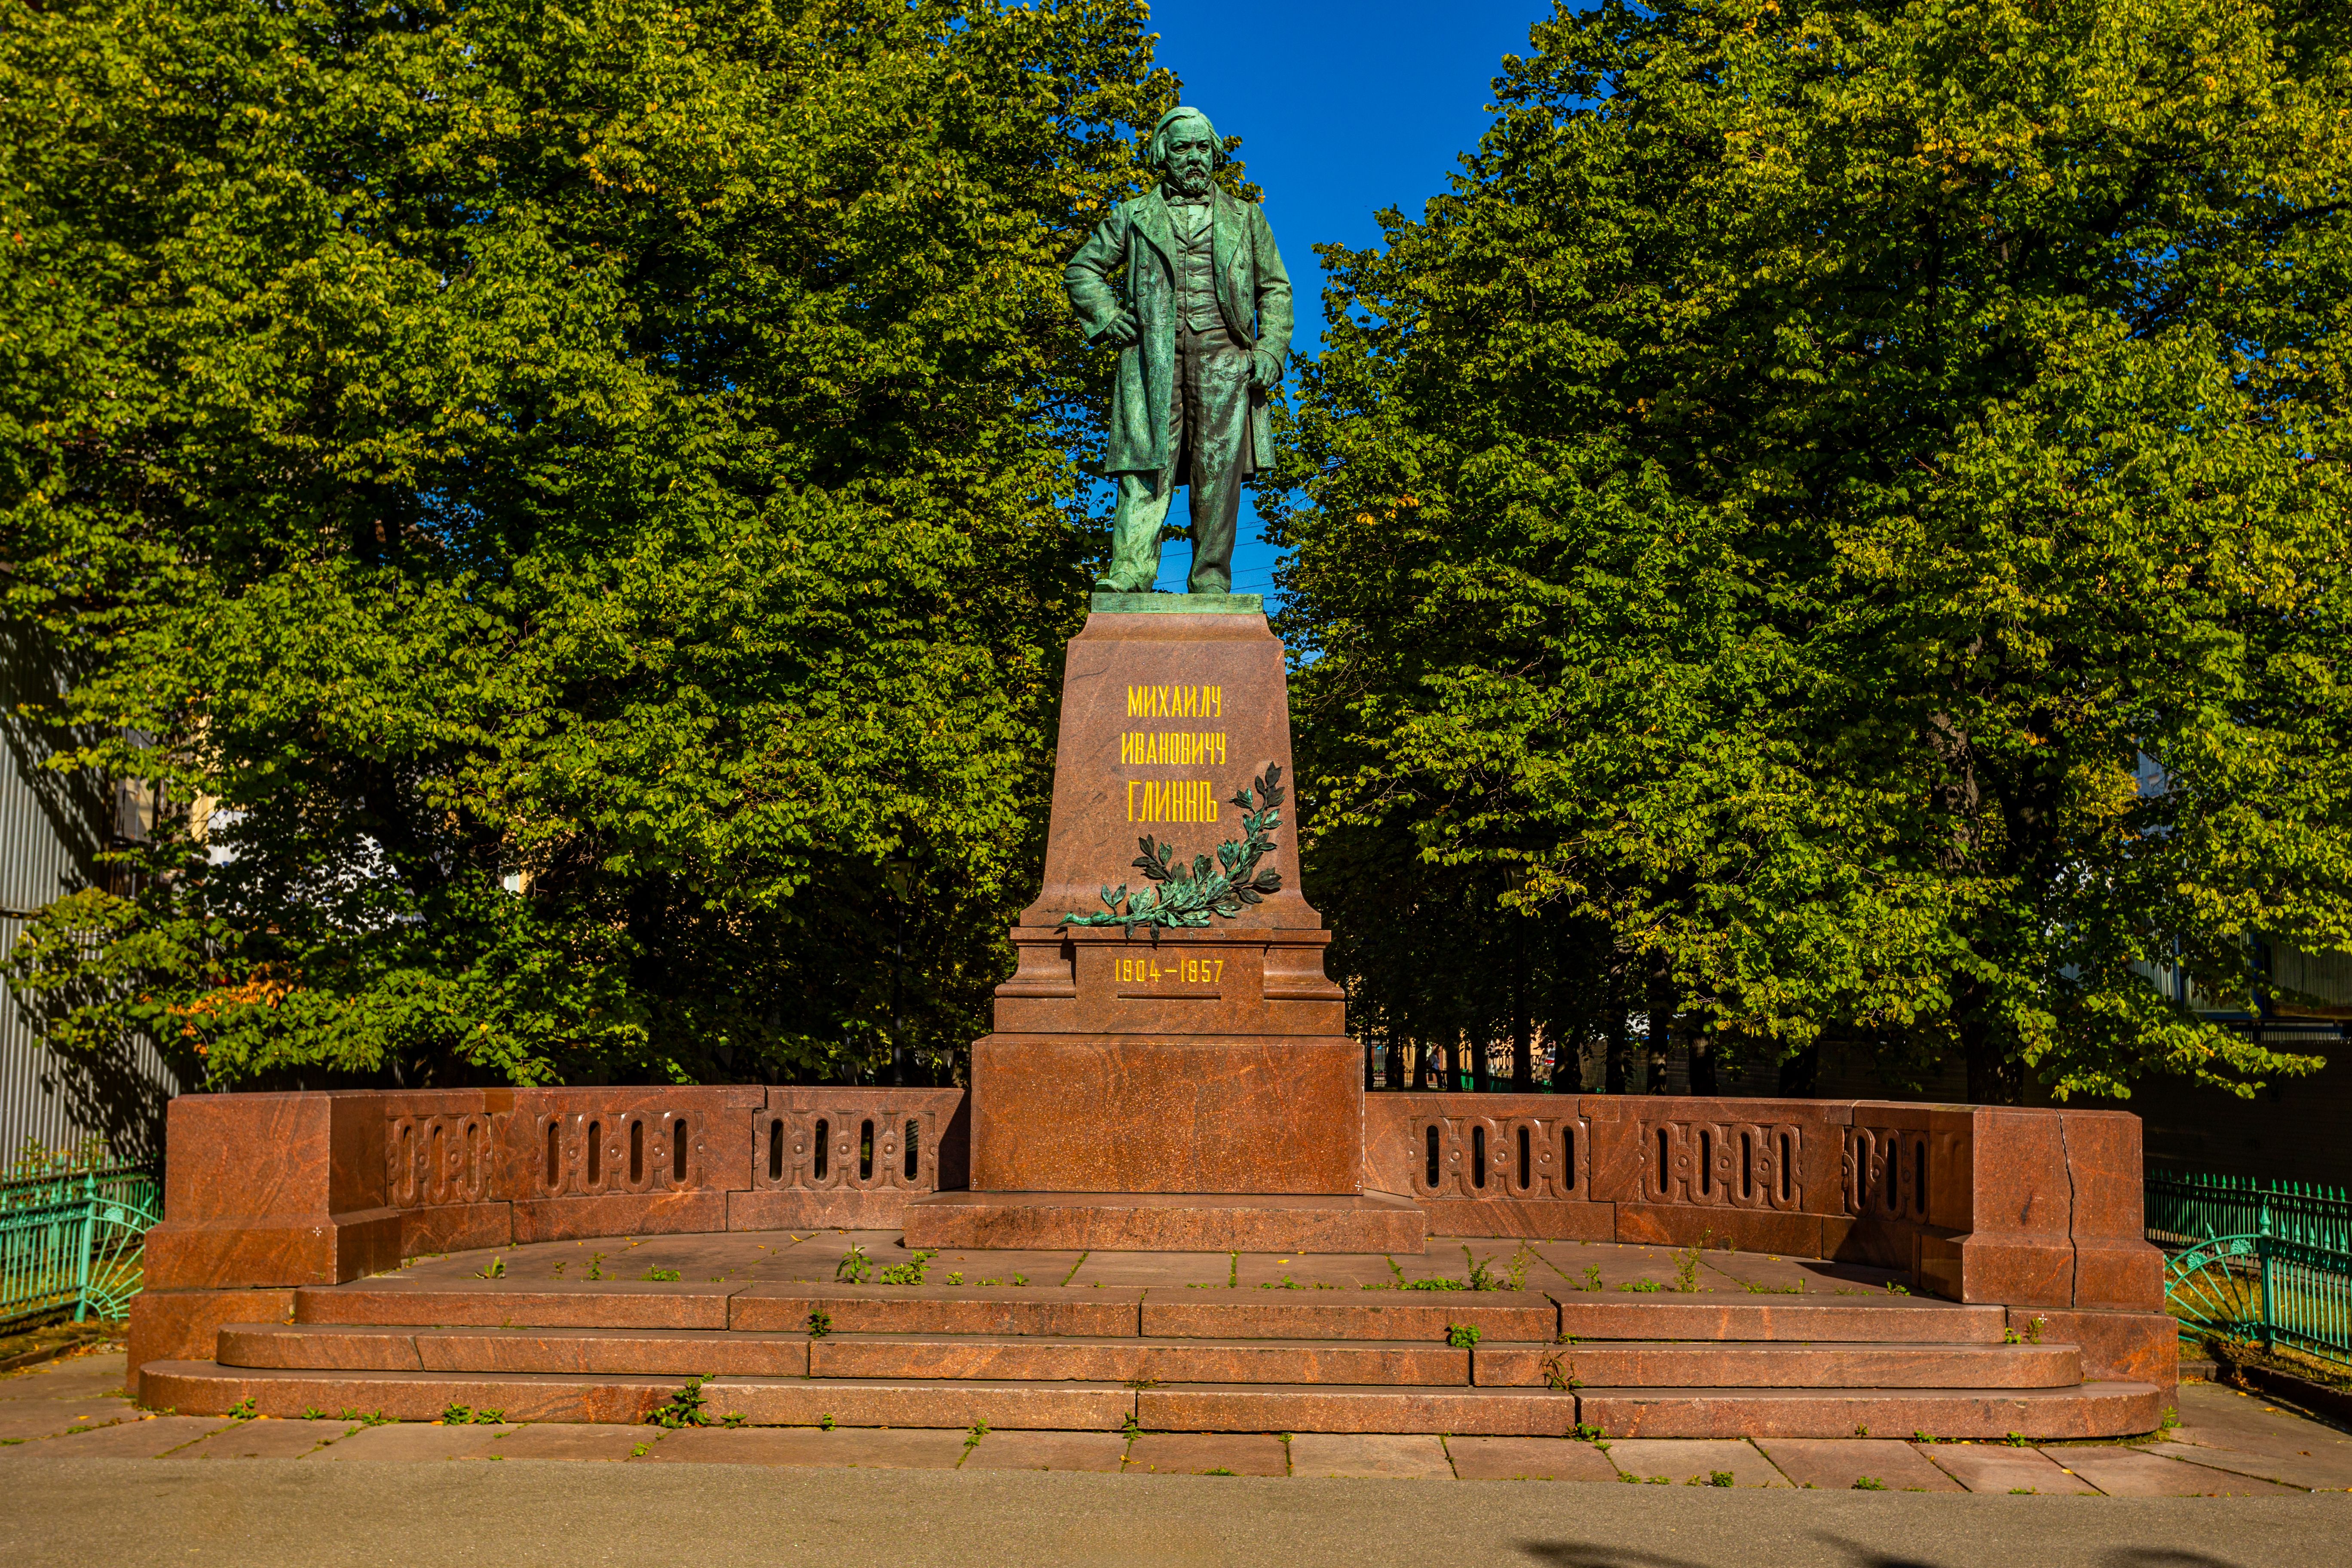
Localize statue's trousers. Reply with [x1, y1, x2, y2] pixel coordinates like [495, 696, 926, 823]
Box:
[1104, 321, 1254, 594]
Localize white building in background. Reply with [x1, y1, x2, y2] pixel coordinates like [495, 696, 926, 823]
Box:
[0, 630, 190, 1168]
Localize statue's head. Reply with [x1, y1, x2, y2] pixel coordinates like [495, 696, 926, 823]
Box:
[1149, 107, 1219, 199]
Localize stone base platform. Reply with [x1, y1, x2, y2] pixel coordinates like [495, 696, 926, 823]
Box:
[900, 1190, 1425, 1253]
[130, 1230, 2173, 1439]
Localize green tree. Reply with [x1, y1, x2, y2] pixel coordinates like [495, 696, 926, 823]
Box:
[1275, 0, 2352, 1102]
[2, 0, 1178, 1087]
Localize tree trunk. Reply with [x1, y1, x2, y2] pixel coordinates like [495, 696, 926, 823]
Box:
[1605, 1008, 1630, 1094]
[1645, 958, 1676, 1096]
[1687, 1031, 1718, 1096]
[1778, 1040, 1818, 1097]
[1383, 1017, 1405, 1090]
[1472, 1027, 1491, 1093]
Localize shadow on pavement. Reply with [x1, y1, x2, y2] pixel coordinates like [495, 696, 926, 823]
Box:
[1515, 1544, 1711, 1568]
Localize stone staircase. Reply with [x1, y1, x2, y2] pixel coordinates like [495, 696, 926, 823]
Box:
[141, 1274, 2162, 1439]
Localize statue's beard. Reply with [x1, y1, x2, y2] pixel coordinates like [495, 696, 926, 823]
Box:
[1164, 162, 1213, 198]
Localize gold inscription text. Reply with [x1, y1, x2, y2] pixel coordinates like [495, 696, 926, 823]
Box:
[1119, 731, 1228, 767]
[1126, 779, 1219, 823]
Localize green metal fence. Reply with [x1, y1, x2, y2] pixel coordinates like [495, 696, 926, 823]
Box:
[0, 1167, 161, 1331]
[2150, 1167, 2352, 1365]
[2147, 1167, 2352, 1253]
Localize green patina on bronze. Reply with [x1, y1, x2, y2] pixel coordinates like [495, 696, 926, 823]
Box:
[1066, 107, 1292, 596]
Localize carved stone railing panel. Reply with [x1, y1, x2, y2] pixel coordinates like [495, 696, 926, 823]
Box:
[1638, 1115, 1806, 1213]
[386, 1110, 496, 1209]
[1406, 1110, 1587, 1204]
[753, 1090, 968, 1198]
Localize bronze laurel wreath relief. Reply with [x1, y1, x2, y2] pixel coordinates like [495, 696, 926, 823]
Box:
[1063, 766, 1285, 931]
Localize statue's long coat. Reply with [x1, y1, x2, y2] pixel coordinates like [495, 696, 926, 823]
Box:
[1064, 186, 1294, 477]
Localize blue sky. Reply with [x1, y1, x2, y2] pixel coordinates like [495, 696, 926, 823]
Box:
[1133, 0, 1562, 597]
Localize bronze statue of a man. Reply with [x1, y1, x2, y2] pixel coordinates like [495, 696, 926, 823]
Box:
[1066, 107, 1293, 594]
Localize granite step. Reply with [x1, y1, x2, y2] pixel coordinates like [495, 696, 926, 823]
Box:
[1550, 1299, 2009, 1344]
[1574, 1381, 2166, 1441]
[136, 1358, 2165, 1439]
[139, 1361, 1134, 1429]
[1473, 1341, 2082, 1390]
[1137, 1382, 1584, 1436]
[221, 1324, 1479, 1387]
[818, 1333, 1470, 1385]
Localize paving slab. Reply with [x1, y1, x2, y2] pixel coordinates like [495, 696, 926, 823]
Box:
[172, 1418, 350, 1459]
[2052, 1445, 2300, 1496]
[2144, 1441, 2352, 1491]
[1924, 1444, 2099, 1494]
[0, 1414, 232, 1457]
[1445, 1436, 1618, 1481]
[0, 1353, 129, 1403]
[959, 1430, 1128, 1473]
[1288, 1433, 1453, 1479]
[2168, 1382, 2352, 1472]
[307, 1422, 515, 1460]
[0, 1401, 135, 1442]
[640, 1426, 968, 1468]
[1603, 1438, 1788, 1487]
[470, 1423, 655, 1461]
[1756, 1438, 1963, 1492]
[1122, 1432, 1289, 1476]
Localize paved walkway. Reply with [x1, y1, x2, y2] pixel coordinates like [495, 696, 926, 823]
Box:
[6, 1350, 2347, 1491]
[3, 1351, 2348, 1567]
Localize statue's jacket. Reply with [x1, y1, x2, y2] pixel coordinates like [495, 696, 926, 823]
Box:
[1065, 186, 1293, 478]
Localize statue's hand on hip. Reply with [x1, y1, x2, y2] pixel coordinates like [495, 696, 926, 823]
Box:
[1098, 307, 1141, 348]
[1250, 346, 1285, 389]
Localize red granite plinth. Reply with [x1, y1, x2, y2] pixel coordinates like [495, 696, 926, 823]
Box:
[901, 1190, 1423, 1253]
[969, 1032, 1360, 1195]
[952, 605, 1382, 1240]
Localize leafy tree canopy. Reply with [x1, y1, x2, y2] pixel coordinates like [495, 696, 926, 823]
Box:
[1274, 0, 2352, 1101]
[3, 0, 1178, 1087]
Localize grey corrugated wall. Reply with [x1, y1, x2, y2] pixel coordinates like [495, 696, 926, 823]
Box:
[0, 626, 190, 1167]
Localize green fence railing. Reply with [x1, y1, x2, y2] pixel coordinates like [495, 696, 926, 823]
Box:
[2150, 1167, 2352, 1366]
[0, 1166, 161, 1331]
[2147, 1167, 2352, 1253]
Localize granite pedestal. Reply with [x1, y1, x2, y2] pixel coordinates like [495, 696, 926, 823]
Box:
[904, 597, 1418, 1252]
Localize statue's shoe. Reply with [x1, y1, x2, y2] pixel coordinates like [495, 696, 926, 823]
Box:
[1093, 576, 1156, 592]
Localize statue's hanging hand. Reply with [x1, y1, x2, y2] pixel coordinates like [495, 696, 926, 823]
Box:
[1099, 306, 1141, 348]
[1251, 346, 1285, 389]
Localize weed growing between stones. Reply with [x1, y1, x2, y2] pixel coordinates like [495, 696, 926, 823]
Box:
[1446, 1323, 1482, 1349]
[2003, 1431, 2028, 1447]
[1120, 1411, 1141, 1439]
[819, 1414, 836, 1430]
[947, 1272, 964, 1285]
[1581, 1266, 1604, 1291]
[836, 1246, 873, 1284]
[441, 1404, 505, 1424]
[475, 1258, 506, 1280]
[1853, 1476, 1886, 1490]
[646, 1376, 715, 1429]
[963, 1419, 989, 1455]
[586, 1253, 607, 1281]
[301, 1407, 325, 1420]
[807, 1310, 832, 1338]
[1571, 1422, 1606, 1442]
[1615, 1280, 1661, 1293]
[227, 1398, 257, 1421]
[642, 1267, 681, 1282]
[877, 1250, 936, 1285]
[1671, 1233, 1711, 1292]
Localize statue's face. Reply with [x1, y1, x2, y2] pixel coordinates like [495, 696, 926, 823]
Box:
[1161, 123, 1216, 198]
